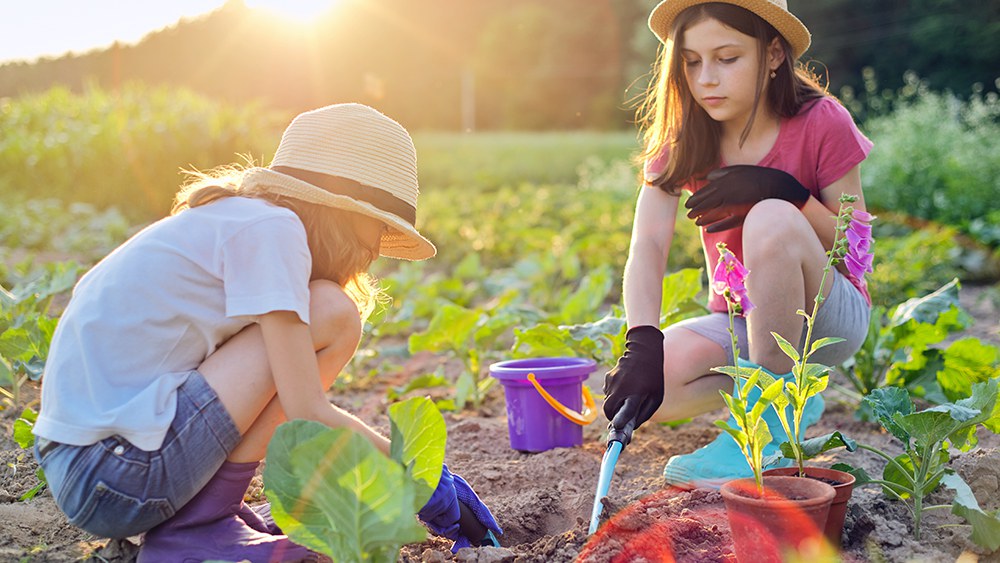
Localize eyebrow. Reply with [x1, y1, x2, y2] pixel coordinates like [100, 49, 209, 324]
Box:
[681, 44, 743, 54]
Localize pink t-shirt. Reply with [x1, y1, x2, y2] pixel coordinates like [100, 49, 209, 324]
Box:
[646, 96, 874, 313]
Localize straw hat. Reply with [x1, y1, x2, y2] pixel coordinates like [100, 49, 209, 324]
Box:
[240, 103, 436, 261]
[648, 0, 811, 60]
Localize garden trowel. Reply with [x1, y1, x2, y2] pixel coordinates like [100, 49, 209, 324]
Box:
[588, 417, 636, 535]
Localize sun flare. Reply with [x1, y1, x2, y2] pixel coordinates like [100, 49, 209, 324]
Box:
[244, 0, 339, 23]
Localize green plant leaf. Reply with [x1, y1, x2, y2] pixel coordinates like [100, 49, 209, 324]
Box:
[882, 453, 919, 499]
[264, 420, 427, 562]
[13, 406, 37, 449]
[454, 371, 475, 410]
[864, 387, 914, 445]
[808, 336, 845, 356]
[936, 338, 1000, 402]
[889, 278, 964, 328]
[389, 397, 447, 511]
[661, 268, 706, 324]
[783, 431, 858, 460]
[941, 472, 1000, 550]
[558, 265, 613, 325]
[831, 463, 874, 486]
[386, 372, 449, 401]
[512, 324, 581, 359]
[770, 331, 800, 363]
[951, 378, 1000, 444]
[408, 303, 483, 354]
[894, 403, 979, 455]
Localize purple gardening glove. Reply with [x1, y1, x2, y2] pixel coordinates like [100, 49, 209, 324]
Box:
[418, 464, 502, 552]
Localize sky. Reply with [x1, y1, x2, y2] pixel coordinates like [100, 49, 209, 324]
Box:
[0, 0, 336, 64]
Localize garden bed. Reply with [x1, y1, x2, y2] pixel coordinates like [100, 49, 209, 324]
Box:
[0, 285, 997, 562]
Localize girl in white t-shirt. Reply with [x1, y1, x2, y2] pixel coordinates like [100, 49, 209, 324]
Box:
[601, 0, 874, 489]
[34, 104, 500, 561]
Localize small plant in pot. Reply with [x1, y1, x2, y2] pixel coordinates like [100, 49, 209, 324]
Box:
[709, 244, 837, 562]
[758, 195, 875, 545]
[712, 195, 873, 559]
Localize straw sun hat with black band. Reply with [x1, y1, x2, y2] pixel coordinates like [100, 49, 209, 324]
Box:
[648, 0, 811, 60]
[239, 103, 436, 261]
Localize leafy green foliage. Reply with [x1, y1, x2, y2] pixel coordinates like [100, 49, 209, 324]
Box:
[842, 279, 999, 406]
[1, 261, 82, 407]
[862, 82, 1000, 241]
[264, 397, 445, 562]
[833, 380, 1000, 544]
[9, 406, 48, 502]
[0, 84, 285, 219]
[867, 220, 968, 308]
[512, 268, 705, 368]
[714, 366, 785, 492]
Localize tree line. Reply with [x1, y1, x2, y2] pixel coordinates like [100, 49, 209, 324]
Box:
[1, 0, 995, 130]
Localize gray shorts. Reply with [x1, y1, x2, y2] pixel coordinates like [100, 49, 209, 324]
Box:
[670, 270, 871, 366]
[35, 371, 241, 539]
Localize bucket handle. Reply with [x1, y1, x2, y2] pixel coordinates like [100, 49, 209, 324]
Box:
[527, 373, 597, 426]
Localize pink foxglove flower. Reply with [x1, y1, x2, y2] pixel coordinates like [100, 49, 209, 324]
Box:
[713, 244, 754, 315]
[845, 209, 875, 282]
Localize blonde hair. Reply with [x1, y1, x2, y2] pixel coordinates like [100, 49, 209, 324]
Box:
[173, 164, 384, 321]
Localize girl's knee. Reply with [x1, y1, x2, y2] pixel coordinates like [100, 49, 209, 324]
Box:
[742, 200, 813, 255]
[308, 280, 362, 349]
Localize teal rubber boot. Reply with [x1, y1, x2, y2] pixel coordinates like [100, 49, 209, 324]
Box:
[662, 359, 824, 489]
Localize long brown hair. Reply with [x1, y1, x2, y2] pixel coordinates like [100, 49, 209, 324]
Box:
[636, 2, 826, 195]
[172, 164, 383, 320]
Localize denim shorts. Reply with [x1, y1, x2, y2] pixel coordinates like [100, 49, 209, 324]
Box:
[35, 371, 241, 539]
[670, 270, 871, 366]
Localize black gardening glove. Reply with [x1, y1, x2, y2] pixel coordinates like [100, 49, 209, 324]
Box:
[684, 165, 810, 233]
[603, 325, 665, 434]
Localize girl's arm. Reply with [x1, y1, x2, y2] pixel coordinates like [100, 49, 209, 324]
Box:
[801, 164, 867, 252]
[258, 310, 391, 456]
[623, 184, 680, 328]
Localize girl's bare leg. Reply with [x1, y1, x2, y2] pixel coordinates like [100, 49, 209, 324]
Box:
[741, 200, 831, 373]
[649, 326, 731, 422]
[197, 279, 362, 462]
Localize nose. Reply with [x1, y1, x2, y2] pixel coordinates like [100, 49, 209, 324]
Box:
[696, 62, 718, 87]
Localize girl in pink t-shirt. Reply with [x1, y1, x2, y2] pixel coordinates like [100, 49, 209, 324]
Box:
[601, 0, 874, 489]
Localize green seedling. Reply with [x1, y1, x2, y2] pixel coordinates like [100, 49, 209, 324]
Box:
[10, 406, 47, 501]
[763, 195, 864, 475]
[407, 297, 521, 410]
[714, 365, 785, 492]
[1, 261, 81, 408]
[512, 267, 705, 367]
[796, 380, 1000, 547]
[842, 279, 999, 407]
[264, 396, 446, 562]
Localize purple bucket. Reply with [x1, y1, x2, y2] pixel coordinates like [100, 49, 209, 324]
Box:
[489, 357, 597, 452]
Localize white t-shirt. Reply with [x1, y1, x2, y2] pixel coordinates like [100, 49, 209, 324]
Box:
[35, 197, 312, 451]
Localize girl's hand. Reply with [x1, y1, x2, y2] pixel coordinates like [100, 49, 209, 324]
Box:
[685, 165, 810, 232]
[602, 325, 665, 430]
[418, 465, 502, 551]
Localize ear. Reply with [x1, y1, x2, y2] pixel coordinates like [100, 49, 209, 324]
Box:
[766, 37, 786, 73]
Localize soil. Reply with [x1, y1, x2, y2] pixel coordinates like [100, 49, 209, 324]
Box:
[1, 285, 998, 563]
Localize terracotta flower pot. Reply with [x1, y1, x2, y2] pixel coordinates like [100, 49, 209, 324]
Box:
[720, 475, 835, 563]
[763, 466, 856, 546]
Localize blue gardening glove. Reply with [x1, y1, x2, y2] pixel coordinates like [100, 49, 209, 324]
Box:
[602, 325, 665, 434]
[684, 165, 810, 233]
[418, 464, 502, 552]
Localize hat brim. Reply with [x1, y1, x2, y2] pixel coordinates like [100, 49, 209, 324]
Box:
[242, 168, 436, 261]
[648, 0, 811, 60]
